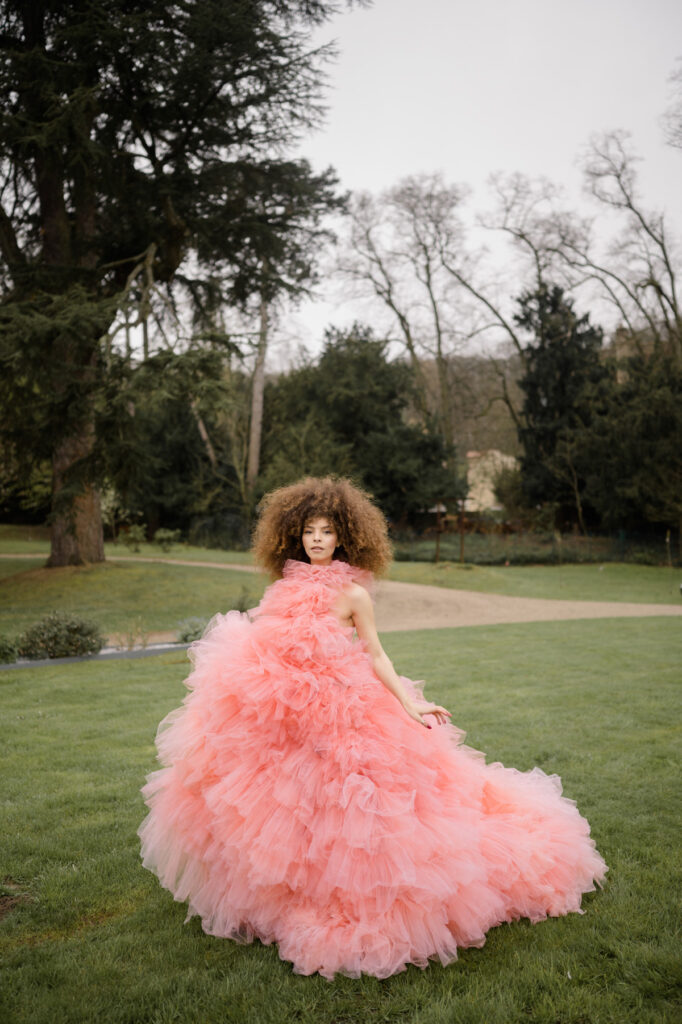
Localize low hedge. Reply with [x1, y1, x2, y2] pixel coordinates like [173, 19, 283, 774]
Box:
[17, 612, 105, 660]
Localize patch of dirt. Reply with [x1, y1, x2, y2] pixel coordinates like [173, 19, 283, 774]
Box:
[0, 878, 30, 919]
[0, 894, 22, 919]
[371, 579, 682, 632]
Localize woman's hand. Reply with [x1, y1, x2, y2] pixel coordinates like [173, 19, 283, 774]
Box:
[403, 700, 451, 729]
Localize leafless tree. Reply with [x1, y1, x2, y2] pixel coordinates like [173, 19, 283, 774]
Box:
[339, 174, 528, 451]
[486, 134, 681, 366]
[663, 57, 682, 151]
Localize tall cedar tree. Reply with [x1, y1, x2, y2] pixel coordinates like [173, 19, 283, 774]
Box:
[0, 0, 349, 565]
[514, 284, 607, 524]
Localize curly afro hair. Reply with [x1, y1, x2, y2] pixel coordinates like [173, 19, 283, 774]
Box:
[252, 477, 392, 578]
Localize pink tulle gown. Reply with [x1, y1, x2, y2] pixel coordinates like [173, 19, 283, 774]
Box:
[139, 560, 607, 979]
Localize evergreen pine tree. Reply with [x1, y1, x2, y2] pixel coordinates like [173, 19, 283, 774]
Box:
[514, 284, 607, 526]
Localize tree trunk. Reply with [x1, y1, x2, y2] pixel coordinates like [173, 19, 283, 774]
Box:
[247, 292, 268, 490]
[190, 399, 218, 467]
[47, 423, 104, 566]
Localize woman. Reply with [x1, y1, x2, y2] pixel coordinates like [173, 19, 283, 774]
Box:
[139, 477, 607, 979]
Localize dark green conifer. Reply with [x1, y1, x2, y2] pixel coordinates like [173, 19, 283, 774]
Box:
[0, 0, 348, 563]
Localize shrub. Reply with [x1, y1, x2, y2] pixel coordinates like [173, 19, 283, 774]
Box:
[188, 513, 250, 550]
[0, 635, 18, 663]
[18, 613, 105, 660]
[122, 524, 146, 552]
[177, 617, 210, 643]
[231, 587, 253, 613]
[153, 528, 181, 553]
[110, 618, 149, 651]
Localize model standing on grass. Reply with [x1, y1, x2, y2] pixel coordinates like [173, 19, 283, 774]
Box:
[139, 476, 607, 979]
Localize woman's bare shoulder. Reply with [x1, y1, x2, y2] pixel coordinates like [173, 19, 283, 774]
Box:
[346, 581, 373, 608]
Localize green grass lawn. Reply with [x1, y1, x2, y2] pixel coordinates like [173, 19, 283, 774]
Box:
[0, 523, 50, 553]
[0, 561, 266, 638]
[1, 618, 680, 1024]
[390, 560, 682, 605]
[0, 523, 255, 564]
[0, 557, 45, 583]
[103, 542, 256, 566]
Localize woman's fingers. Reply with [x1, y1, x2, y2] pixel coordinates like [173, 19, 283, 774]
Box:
[422, 705, 452, 725]
[406, 702, 452, 728]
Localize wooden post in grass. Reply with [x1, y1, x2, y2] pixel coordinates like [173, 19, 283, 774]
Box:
[459, 499, 465, 564]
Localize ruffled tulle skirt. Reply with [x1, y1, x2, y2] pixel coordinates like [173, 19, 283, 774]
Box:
[139, 609, 607, 979]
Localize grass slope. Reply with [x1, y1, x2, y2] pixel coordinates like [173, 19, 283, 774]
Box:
[390, 560, 682, 605]
[0, 561, 266, 638]
[1, 618, 680, 1024]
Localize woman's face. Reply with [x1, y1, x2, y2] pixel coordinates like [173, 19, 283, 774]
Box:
[302, 516, 338, 565]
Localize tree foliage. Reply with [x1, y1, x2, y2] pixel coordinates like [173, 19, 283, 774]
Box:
[490, 134, 681, 368]
[576, 353, 682, 533]
[514, 284, 608, 526]
[95, 348, 238, 536]
[0, 0, 350, 564]
[512, 285, 681, 537]
[261, 324, 463, 522]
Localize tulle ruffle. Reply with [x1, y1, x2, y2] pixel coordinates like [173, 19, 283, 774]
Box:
[139, 559, 607, 979]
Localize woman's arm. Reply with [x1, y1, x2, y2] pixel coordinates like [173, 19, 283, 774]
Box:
[346, 584, 451, 729]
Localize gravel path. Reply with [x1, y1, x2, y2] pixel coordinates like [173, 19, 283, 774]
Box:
[371, 579, 682, 631]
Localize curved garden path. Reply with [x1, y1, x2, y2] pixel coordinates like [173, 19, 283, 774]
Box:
[371, 578, 682, 631]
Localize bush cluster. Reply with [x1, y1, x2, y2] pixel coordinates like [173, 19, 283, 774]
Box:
[188, 513, 250, 551]
[0, 635, 18, 663]
[177, 617, 210, 643]
[153, 528, 181, 552]
[122, 524, 146, 552]
[17, 613, 105, 660]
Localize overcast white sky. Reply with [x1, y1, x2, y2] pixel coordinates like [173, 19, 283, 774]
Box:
[283, 0, 682, 352]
